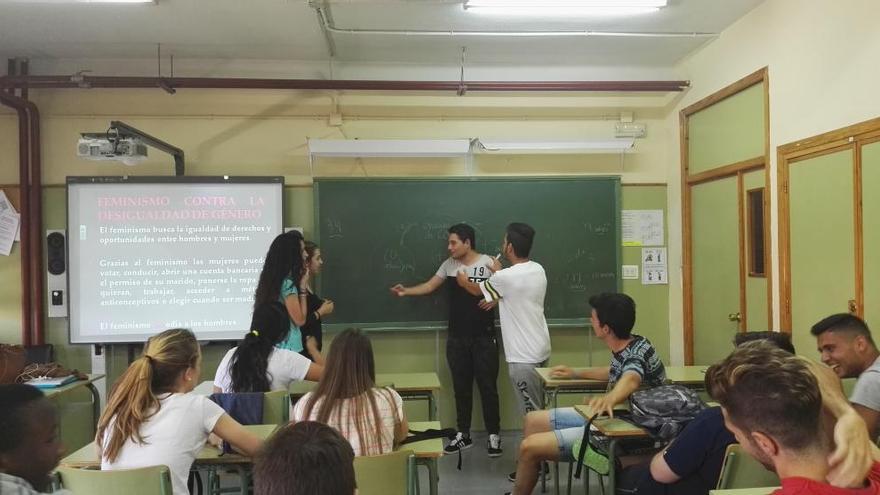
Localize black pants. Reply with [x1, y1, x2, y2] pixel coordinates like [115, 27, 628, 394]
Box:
[446, 335, 501, 435]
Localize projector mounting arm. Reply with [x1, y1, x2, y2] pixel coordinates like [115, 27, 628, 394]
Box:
[98, 121, 185, 176]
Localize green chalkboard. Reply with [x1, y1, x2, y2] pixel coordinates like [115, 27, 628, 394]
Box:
[314, 177, 621, 330]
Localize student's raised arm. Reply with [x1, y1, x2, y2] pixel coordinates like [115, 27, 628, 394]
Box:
[390, 275, 444, 297]
[212, 414, 263, 457]
[283, 271, 310, 326]
[800, 357, 880, 487]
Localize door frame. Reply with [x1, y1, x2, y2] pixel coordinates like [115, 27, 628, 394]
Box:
[777, 116, 880, 331]
[680, 67, 771, 364]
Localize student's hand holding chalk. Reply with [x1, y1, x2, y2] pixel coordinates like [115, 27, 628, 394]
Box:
[390, 284, 406, 297]
[489, 253, 503, 272]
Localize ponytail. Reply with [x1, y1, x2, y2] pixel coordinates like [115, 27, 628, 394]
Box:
[229, 302, 290, 393]
[97, 329, 199, 463]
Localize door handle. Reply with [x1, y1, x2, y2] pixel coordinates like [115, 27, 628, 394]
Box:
[849, 300, 858, 314]
[728, 312, 742, 322]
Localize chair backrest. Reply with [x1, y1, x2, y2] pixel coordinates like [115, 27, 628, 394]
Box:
[353, 449, 414, 495]
[716, 444, 780, 490]
[58, 465, 173, 495]
[262, 390, 290, 424]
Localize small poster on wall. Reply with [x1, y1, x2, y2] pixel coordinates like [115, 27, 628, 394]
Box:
[641, 247, 668, 285]
[622, 210, 664, 246]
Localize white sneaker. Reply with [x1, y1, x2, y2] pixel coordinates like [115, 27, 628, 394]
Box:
[488, 434, 503, 457]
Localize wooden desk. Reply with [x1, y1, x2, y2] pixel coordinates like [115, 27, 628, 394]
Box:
[664, 366, 707, 388]
[60, 424, 277, 495]
[535, 367, 608, 411]
[406, 421, 443, 495]
[60, 424, 278, 469]
[42, 374, 105, 444]
[536, 365, 708, 410]
[709, 488, 778, 495]
[572, 404, 651, 495]
[197, 372, 442, 421]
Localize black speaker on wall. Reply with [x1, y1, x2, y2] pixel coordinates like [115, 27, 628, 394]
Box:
[46, 230, 68, 317]
[47, 231, 66, 275]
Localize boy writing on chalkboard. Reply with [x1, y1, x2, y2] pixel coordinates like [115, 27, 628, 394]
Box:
[391, 223, 503, 457]
[455, 222, 552, 478]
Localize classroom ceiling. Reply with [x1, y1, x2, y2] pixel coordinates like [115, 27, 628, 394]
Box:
[0, 0, 764, 69]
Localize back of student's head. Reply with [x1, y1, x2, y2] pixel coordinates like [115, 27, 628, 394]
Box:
[706, 341, 821, 453]
[97, 328, 200, 463]
[254, 421, 355, 495]
[0, 384, 61, 490]
[505, 222, 535, 258]
[255, 230, 305, 306]
[0, 383, 45, 455]
[734, 330, 796, 354]
[810, 313, 875, 347]
[588, 292, 636, 339]
[230, 302, 291, 393]
[448, 223, 476, 248]
[304, 328, 399, 455]
[308, 328, 376, 405]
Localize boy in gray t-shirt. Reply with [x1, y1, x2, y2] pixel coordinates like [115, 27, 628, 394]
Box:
[812, 313, 880, 439]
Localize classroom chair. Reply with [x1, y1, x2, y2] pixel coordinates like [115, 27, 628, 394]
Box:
[715, 444, 780, 490]
[57, 465, 173, 495]
[262, 389, 290, 424]
[353, 449, 415, 495]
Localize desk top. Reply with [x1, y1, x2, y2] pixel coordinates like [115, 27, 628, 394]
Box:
[534, 368, 608, 390]
[573, 405, 648, 438]
[709, 489, 778, 495]
[198, 372, 441, 396]
[405, 421, 444, 459]
[664, 366, 706, 385]
[59, 424, 278, 469]
[536, 366, 706, 389]
[42, 374, 105, 398]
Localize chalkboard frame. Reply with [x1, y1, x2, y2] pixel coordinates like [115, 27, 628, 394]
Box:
[313, 176, 621, 331]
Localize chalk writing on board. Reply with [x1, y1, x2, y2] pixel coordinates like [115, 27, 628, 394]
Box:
[398, 222, 419, 246]
[326, 218, 343, 239]
[383, 248, 415, 275]
[585, 222, 612, 235]
[566, 273, 587, 292]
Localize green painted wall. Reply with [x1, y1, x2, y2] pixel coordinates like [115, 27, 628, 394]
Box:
[688, 83, 765, 175]
[790, 149, 855, 359]
[863, 141, 880, 330]
[24, 183, 669, 433]
[691, 177, 741, 365]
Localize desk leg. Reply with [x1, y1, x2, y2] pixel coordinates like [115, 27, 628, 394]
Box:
[608, 440, 617, 495]
[552, 388, 560, 495]
[429, 391, 436, 421]
[415, 458, 438, 495]
[86, 383, 101, 438]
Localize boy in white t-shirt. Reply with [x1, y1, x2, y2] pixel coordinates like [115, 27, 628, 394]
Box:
[457, 222, 551, 478]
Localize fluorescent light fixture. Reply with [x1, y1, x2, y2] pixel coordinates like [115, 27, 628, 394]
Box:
[308, 139, 471, 158]
[0, 0, 156, 3]
[476, 139, 634, 154]
[464, 0, 665, 16]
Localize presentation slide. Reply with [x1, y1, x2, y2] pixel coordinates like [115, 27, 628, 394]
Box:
[67, 177, 283, 344]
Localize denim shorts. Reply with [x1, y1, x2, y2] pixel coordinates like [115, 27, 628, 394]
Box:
[550, 407, 587, 462]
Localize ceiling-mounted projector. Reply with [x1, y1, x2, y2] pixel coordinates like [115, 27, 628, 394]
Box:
[77, 136, 148, 165]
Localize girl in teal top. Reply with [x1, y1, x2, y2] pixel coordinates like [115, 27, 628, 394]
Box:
[254, 231, 311, 353]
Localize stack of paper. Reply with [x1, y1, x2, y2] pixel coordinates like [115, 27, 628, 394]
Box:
[26, 375, 78, 389]
[0, 190, 19, 256]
